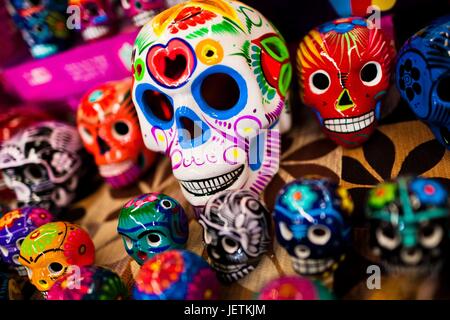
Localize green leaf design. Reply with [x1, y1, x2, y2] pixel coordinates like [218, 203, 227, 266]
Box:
[135, 30, 155, 55]
[186, 27, 209, 40]
[230, 40, 251, 66]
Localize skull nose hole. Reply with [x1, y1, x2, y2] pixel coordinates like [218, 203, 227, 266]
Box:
[164, 55, 187, 80]
[179, 116, 202, 141]
[437, 76, 450, 102]
[141, 89, 174, 122]
[97, 136, 110, 155]
[338, 89, 353, 107]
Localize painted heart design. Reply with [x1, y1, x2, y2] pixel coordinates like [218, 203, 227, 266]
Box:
[146, 38, 196, 88]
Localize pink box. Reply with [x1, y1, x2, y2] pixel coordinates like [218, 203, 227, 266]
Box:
[2, 29, 139, 111]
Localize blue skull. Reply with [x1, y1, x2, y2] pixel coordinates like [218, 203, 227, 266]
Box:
[273, 179, 352, 276]
[7, 0, 70, 58]
[396, 16, 450, 149]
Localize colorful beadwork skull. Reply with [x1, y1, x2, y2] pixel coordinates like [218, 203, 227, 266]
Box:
[77, 78, 156, 188]
[396, 18, 450, 149]
[258, 276, 334, 300]
[47, 265, 128, 300]
[117, 193, 189, 265]
[69, 0, 117, 41]
[6, 0, 70, 58]
[297, 17, 396, 147]
[0, 106, 51, 200]
[18, 221, 95, 292]
[199, 189, 271, 282]
[365, 177, 450, 275]
[133, 249, 220, 300]
[273, 179, 353, 276]
[0, 207, 53, 274]
[121, 0, 165, 27]
[0, 121, 87, 212]
[131, 0, 292, 207]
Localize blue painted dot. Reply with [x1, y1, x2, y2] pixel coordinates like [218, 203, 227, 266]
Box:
[320, 23, 335, 33]
[335, 23, 355, 33]
[353, 19, 368, 27]
[89, 90, 103, 103]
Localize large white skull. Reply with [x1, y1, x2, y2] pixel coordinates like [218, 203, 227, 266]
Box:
[131, 0, 292, 207]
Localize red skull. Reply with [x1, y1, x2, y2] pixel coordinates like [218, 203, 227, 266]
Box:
[297, 18, 395, 147]
[77, 78, 156, 188]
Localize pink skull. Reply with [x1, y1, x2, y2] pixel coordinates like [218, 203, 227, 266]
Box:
[121, 0, 166, 26]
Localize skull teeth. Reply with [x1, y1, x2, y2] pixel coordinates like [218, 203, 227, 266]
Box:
[324, 111, 375, 133]
[99, 160, 133, 178]
[132, 10, 159, 26]
[292, 258, 334, 275]
[219, 265, 255, 283]
[180, 165, 244, 197]
[82, 26, 110, 41]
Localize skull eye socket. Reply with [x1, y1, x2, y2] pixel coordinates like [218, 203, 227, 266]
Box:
[309, 70, 330, 94]
[278, 221, 293, 241]
[160, 199, 173, 210]
[376, 223, 400, 250]
[85, 3, 100, 16]
[112, 121, 130, 140]
[201, 73, 240, 111]
[307, 225, 331, 245]
[48, 262, 64, 275]
[420, 223, 443, 249]
[139, 88, 174, 129]
[79, 126, 94, 145]
[24, 164, 46, 181]
[222, 237, 239, 254]
[436, 75, 450, 102]
[146, 233, 161, 247]
[360, 61, 382, 87]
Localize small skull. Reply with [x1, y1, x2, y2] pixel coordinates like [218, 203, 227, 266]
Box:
[0, 121, 88, 212]
[117, 193, 189, 265]
[396, 18, 450, 149]
[366, 176, 450, 275]
[297, 17, 396, 147]
[0, 207, 53, 274]
[18, 221, 95, 293]
[273, 179, 352, 276]
[77, 78, 156, 188]
[199, 189, 271, 283]
[69, 0, 117, 41]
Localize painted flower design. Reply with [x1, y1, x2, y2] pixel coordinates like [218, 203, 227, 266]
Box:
[411, 178, 448, 206]
[63, 229, 95, 265]
[337, 187, 354, 214]
[20, 224, 60, 257]
[0, 210, 21, 230]
[168, 7, 217, 34]
[186, 267, 218, 300]
[368, 183, 397, 209]
[398, 59, 422, 101]
[51, 152, 73, 174]
[136, 250, 184, 294]
[28, 208, 53, 227]
[282, 185, 318, 212]
[98, 272, 128, 300]
[48, 268, 94, 300]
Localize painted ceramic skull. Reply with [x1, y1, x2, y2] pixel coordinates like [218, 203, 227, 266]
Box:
[69, 0, 117, 41]
[47, 266, 128, 300]
[121, 0, 165, 27]
[396, 18, 450, 149]
[297, 17, 395, 147]
[117, 193, 189, 265]
[258, 276, 334, 300]
[366, 177, 449, 275]
[199, 189, 271, 283]
[0, 106, 51, 199]
[0, 207, 53, 274]
[133, 249, 220, 300]
[131, 0, 292, 208]
[0, 121, 86, 212]
[77, 78, 156, 188]
[18, 221, 95, 292]
[273, 179, 353, 276]
[6, 0, 70, 58]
